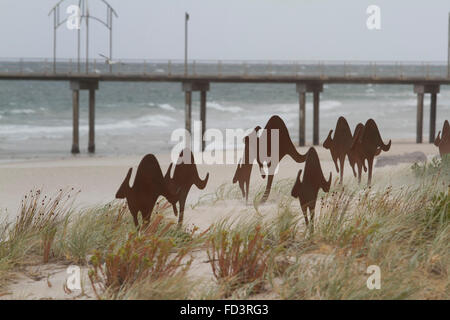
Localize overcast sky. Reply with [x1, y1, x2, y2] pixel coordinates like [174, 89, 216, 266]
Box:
[0, 0, 449, 61]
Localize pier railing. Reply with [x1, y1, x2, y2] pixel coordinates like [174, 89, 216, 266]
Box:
[0, 58, 448, 79]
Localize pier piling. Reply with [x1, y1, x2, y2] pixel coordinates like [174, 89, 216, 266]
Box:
[88, 89, 96, 153]
[414, 84, 440, 143]
[70, 80, 99, 154]
[313, 90, 320, 146]
[430, 93, 437, 143]
[182, 81, 210, 151]
[200, 90, 207, 151]
[298, 92, 306, 146]
[416, 92, 424, 143]
[71, 89, 80, 154]
[296, 83, 323, 146]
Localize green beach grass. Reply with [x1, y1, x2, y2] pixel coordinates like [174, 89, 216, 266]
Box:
[0, 156, 448, 299]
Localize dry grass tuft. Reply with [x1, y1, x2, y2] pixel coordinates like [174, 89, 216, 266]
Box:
[207, 221, 271, 297]
[88, 215, 193, 299]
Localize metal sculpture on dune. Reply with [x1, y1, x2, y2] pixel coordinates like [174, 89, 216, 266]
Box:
[323, 116, 353, 184]
[349, 119, 391, 185]
[291, 147, 332, 228]
[257, 115, 307, 203]
[232, 126, 261, 203]
[347, 122, 367, 183]
[115, 154, 179, 227]
[434, 120, 450, 156]
[165, 148, 209, 226]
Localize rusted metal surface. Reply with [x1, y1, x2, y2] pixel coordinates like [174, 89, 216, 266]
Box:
[291, 147, 332, 227]
[258, 115, 307, 203]
[350, 119, 391, 185]
[164, 148, 209, 226]
[233, 126, 261, 203]
[323, 116, 353, 184]
[115, 154, 178, 227]
[347, 123, 367, 183]
[434, 120, 450, 156]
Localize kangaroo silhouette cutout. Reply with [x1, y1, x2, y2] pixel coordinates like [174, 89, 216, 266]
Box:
[165, 148, 209, 226]
[434, 120, 450, 156]
[232, 126, 261, 203]
[323, 116, 353, 184]
[347, 123, 367, 183]
[291, 147, 332, 228]
[257, 115, 307, 203]
[350, 119, 391, 186]
[116, 154, 178, 227]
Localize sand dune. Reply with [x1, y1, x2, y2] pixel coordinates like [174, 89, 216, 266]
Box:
[0, 141, 438, 225]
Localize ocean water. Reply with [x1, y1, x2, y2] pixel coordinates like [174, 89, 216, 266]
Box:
[0, 63, 450, 160]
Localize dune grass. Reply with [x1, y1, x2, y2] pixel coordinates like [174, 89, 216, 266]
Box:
[0, 157, 448, 299]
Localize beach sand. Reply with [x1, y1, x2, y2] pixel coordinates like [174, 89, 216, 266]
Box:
[0, 141, 438, 224]
[0, 141, 441, 299]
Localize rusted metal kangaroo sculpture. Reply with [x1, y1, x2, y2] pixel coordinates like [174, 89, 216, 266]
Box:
[232, 126, 261, 203]
[350, 119, 391, 185]
[434, 120, 450, 156]
[257, 115, 307, 203]
[347, 123, 367, 183]
[291, 147, 332, 228]
[116, 154, 178, 227]
[323, 116, 353, 184]
[165, 148, 209, 226]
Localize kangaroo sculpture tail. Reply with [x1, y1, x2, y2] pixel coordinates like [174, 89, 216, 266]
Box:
[260, 174, 274, 203]
[434, 131, 442, 147]
[232, 159, 242, 184]
[288, 141, 307, 163]
[195, 172, 209, 190]
[322, 172, 332, 193]
[164, 163, 173, 180]
[381, 139, 391, 152]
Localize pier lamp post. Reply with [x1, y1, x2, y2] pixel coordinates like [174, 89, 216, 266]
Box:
[49, 0, 117, 74]
[448, 12, 450, 78]
[185, 12, 189, 76]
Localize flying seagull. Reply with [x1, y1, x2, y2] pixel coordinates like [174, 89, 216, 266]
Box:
[99, 53, 121, 65]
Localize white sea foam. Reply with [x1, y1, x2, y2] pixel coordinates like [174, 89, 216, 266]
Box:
[387, 99, 417, 107]
[158, 103, 175, 111]
[95, 114, 176, 131]
[321, 100, 342, 110]
[208, 101, 243, 113]
[9, 109, 36, 115]
[0, 124, 71, 135]
[136, 114, 176, 127]
[0, 114, 177, 138]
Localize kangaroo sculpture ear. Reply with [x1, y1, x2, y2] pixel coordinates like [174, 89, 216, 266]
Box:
[291, 169, 302, 198]
[116, 168, 133, 199]
[126, 168, 133, 180]
[165, 163, 173, 179]
[233, 159, 242, 183]
[434, 131, 441, 147]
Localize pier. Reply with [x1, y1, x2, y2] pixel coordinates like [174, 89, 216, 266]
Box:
[0, 59, 449, 153]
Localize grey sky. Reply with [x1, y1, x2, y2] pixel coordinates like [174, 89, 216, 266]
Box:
[0, 0, 449, 61]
